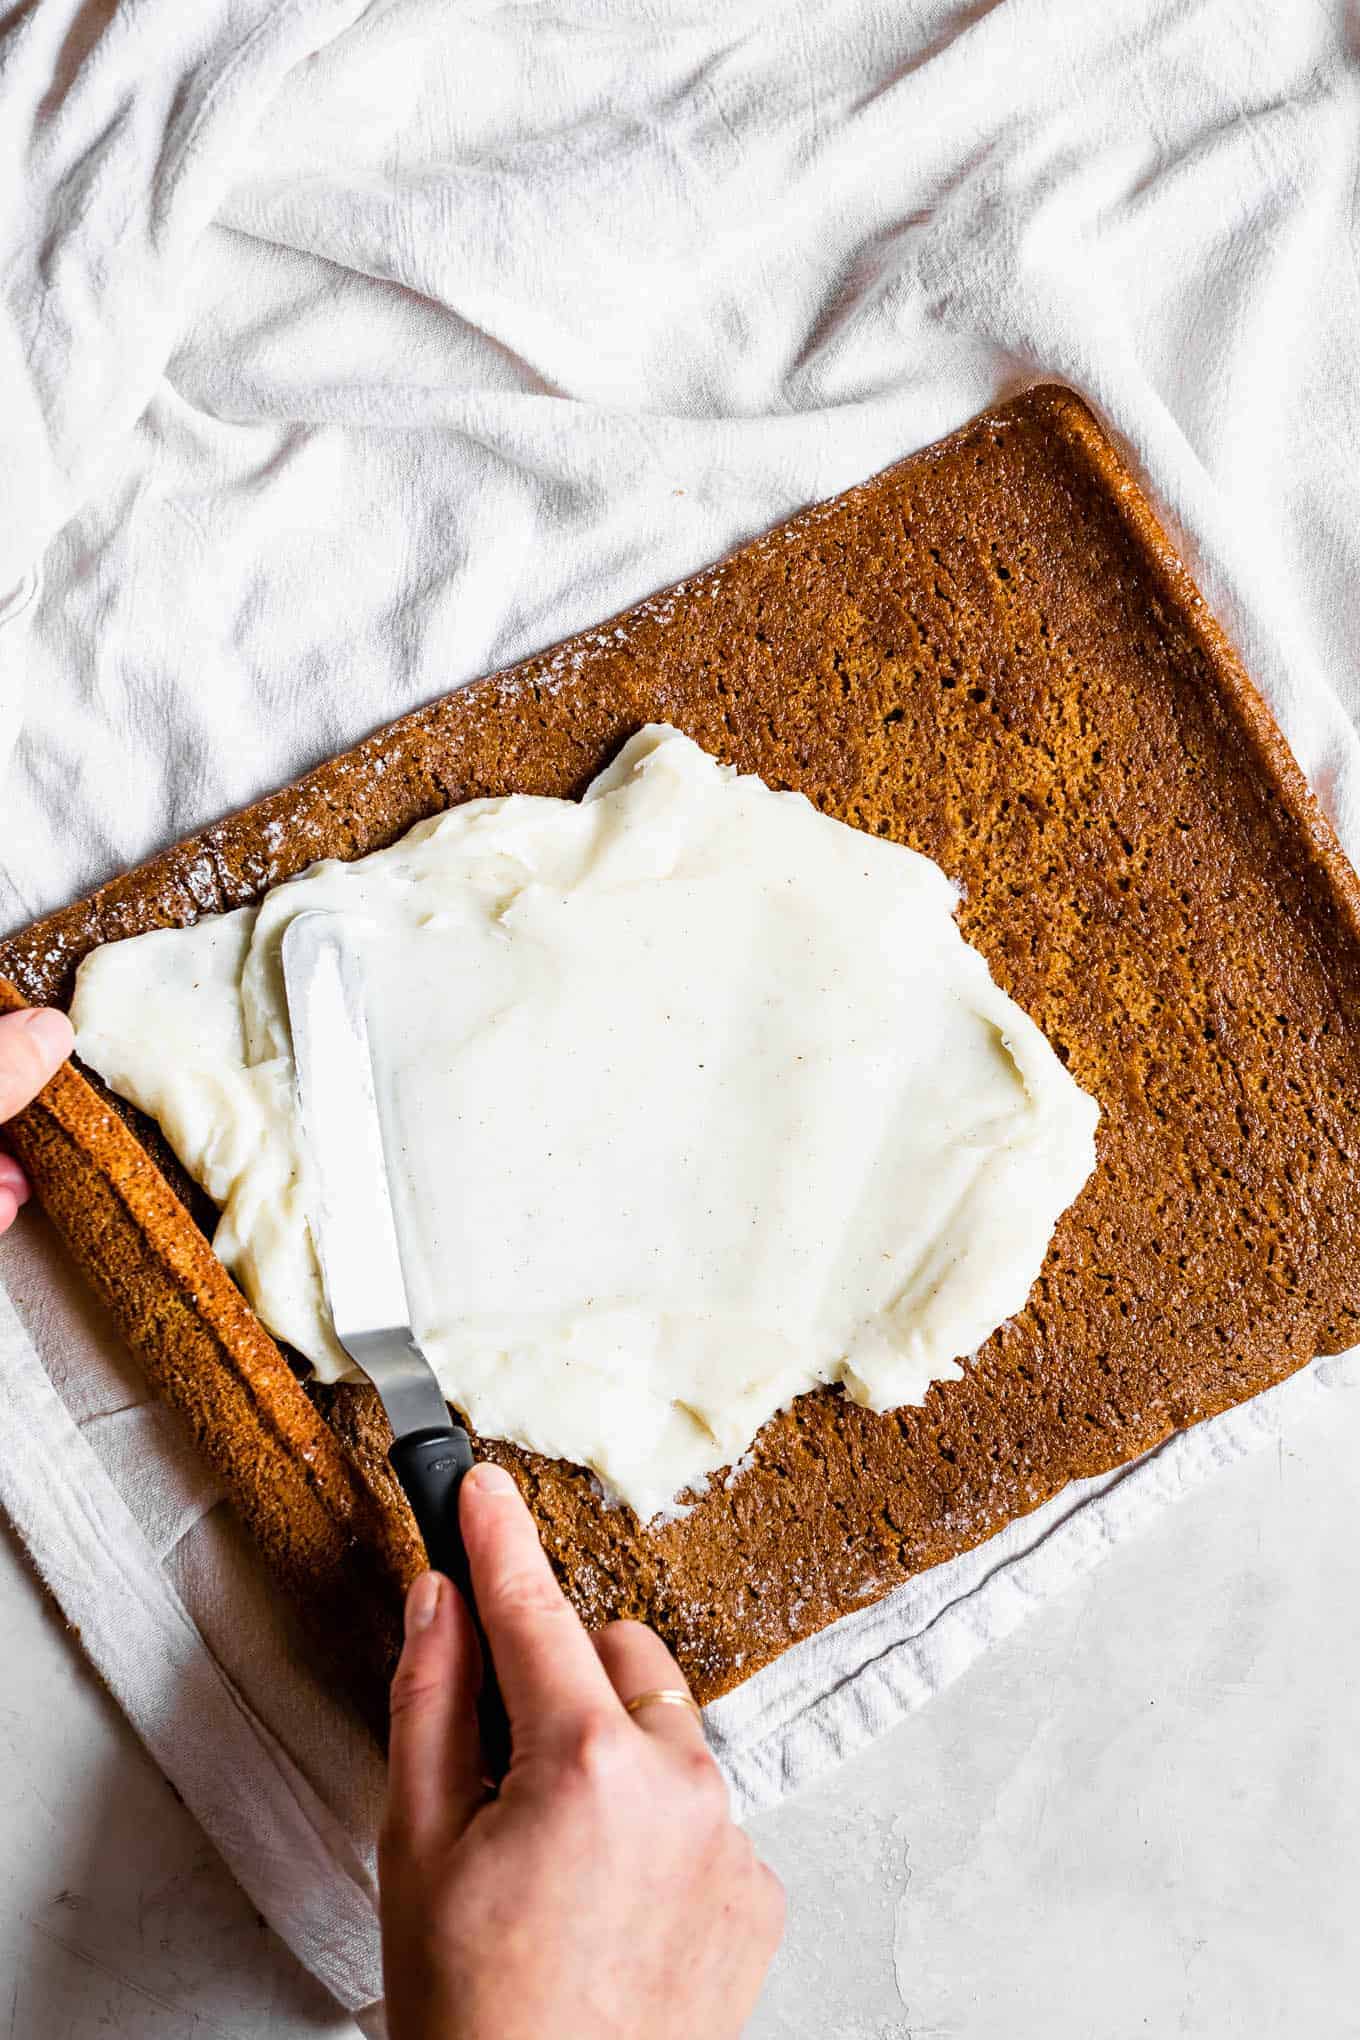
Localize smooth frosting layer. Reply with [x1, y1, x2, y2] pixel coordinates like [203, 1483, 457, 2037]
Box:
[72, 726, 1099, 1521]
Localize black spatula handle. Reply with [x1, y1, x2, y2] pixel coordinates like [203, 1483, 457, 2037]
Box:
[388, 1425, 512, 1783]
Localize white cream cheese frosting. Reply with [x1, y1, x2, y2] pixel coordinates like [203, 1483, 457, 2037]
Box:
[72, 726, 1099, 1522]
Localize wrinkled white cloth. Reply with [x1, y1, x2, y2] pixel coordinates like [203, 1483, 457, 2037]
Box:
[2, 0, 1359, 2019]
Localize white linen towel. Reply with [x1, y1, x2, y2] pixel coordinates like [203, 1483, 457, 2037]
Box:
[2, 0, 1358, 2016]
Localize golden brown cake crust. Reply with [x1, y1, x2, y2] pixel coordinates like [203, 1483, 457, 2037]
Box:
[0, 976, 408, 1732]
[5, 384, 1360, 1709]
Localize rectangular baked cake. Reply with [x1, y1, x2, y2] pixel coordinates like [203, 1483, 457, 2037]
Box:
[4, 384, 1359, 1722]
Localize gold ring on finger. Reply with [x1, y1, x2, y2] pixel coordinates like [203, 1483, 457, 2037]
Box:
[624, 1687, 702, 1720]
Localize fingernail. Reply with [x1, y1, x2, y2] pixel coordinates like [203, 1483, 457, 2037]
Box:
[19, 1008, 74, 1061]
[405, 1570, 442, 1636]
[465, 1461, 515, 1497]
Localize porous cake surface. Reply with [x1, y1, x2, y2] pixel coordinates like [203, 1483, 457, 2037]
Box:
[6, 385, 1360, 1707]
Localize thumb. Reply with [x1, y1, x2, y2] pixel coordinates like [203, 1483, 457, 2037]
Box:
[381, 1571, 488, 1864]
[0, 1008, 74, 1121]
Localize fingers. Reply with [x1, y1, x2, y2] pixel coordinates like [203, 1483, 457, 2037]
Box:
[383, 1571, 489, 1857]
[458, 1462, 616, 1754]
[0, 1152, 29, 1235]
[593, 1620, 709, 1755]
[0, 1008, 74, 1122]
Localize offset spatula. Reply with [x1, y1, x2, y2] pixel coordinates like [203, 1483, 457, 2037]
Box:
[281, 908, 510, 1780]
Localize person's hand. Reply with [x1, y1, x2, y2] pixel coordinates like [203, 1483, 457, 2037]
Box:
[378, 1461, 784, 2040]
[0, 1007, 74, 1232]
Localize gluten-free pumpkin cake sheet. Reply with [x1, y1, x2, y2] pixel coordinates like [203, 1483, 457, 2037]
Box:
[4, 383, 1359, 1719]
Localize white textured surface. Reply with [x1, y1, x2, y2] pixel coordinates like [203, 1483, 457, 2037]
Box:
[0, 1513, 353, 2039]
[749, 1370, 1360, 2038]
[2, 0, 1360, 2028]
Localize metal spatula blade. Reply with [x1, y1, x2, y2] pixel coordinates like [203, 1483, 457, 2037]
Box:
[281, 909, 449, 1439]
[281, 908, 509, 1777]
